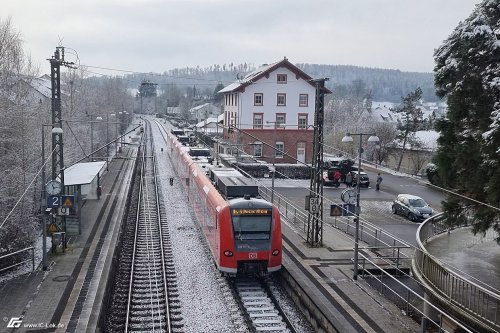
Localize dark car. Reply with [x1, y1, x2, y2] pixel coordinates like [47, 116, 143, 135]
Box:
[392, 194, 434, 222]
[351, 171, 370, 187]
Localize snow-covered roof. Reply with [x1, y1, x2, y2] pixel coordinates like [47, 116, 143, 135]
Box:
[414, 130, 440, 150]
[190, 103, 211, 111]
[218, 57, 329, 94]
[371, 104, 398, 123]
[64, 161, 106, 185]
[30, 76, 52, 98]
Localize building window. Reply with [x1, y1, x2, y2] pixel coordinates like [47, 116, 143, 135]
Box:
[254, 93, 263, 106]
[277, 74, 287, 84]
[275, 142, 284, 158]
[298, 114, 308, 129]
[277, 93, 286, 106]
[253, 142, 262, 157]
[253, 113, 263, 129]
[299, 94, 308, 107]
[276, 113, 286, 127]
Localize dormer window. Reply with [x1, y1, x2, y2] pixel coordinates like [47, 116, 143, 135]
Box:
[277, 74, 287, 84]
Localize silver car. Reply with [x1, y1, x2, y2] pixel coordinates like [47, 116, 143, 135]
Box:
[392, 194, 433, 222]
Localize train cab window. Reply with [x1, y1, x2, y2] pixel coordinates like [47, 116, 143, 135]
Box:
[232, 215, 272, 240]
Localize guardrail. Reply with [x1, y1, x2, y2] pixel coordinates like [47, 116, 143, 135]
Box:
[413, 208, 500, 332]
[0, 247, 35, 274]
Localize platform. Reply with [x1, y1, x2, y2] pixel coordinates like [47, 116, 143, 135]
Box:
[280, 213, 419, 333]
[0, 147, 136, 333]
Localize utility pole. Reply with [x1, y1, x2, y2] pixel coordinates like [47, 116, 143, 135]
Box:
[48, 47, 74, 249]
[306, 78, 329, 247]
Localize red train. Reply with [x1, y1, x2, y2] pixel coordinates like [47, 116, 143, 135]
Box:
[166, 130, 282, 275]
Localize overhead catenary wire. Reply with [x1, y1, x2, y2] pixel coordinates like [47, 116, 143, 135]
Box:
[0, 146, 58, 230]
[71, 58, 499, 213]
[195, 126, 500, 294]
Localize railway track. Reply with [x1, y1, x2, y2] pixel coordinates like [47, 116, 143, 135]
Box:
[153, 119, 303, 333]
[231, 277, 297, 333]
[105, 122, 183, 332]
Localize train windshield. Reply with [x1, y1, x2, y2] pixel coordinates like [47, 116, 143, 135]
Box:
[232, 215, 272, 240]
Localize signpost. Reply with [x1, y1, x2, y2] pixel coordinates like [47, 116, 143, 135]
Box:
[330, 203, 356, 217]
[47, 195, 75, 210]
[309, 196, 320, 214]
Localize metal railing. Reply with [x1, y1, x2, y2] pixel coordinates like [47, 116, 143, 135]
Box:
[413, 208, 500, 332]
[259, 185, 411, 263]
[0, 247, 35, 273]
[359, 252, 473, 333]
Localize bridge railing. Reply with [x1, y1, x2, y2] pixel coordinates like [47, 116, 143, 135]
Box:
[413, 207, 500, 332]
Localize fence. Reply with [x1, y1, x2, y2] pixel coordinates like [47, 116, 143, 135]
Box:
[258, 185, 411, 264]
[413, 208, 500, 332]
[0, 247, 35, 274]
[258, 184, 481, 332]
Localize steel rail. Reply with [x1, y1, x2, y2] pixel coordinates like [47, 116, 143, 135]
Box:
[124, 133, 145, 333]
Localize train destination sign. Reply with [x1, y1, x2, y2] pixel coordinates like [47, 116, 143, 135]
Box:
[231, 208, 272, 215]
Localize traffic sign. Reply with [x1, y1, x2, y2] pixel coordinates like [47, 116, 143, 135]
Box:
[330, 204, 342, 216]
[343, 203, 356, 216]
[58, 207, 70, 216]
[309, 197, 320, 214]
[62, 195, 75, 207]
[330, 204, 356, 217]
[47, 223, 58, 233]
[47, 196, 61, 208]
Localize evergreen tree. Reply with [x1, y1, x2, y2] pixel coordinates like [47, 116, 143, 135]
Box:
[394, 87, 424, 171]
[433, 0, 500, 241]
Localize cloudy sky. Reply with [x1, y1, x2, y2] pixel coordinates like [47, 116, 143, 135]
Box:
[4, 0, 482, 76]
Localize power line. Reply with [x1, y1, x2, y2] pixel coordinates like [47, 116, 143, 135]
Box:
[0, 146, 57, 230]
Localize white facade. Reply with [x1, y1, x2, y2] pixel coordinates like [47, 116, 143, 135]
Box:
[221, 60, 317, 130]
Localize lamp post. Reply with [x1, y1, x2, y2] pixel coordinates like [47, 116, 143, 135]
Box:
[92, 116, 103, 161]
[118, 112, 122, 153]
[266, 120, 282, 204]
[109, 113, 116, 158]
[41, 124, 57, 270]
[341, 132, 380, 280]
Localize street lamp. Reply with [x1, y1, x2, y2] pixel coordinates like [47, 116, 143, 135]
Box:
[341, 132, 380, 280]
[90, 116, 103, 161]
[266, 120, 285, 204]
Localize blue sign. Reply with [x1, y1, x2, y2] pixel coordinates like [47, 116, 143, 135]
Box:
[331, 203, 356, 216]
[61, 195, 75, 207]
[47, 195, 75, 208]
[47, 195, 62, 208]
[343, 203, 356, 216]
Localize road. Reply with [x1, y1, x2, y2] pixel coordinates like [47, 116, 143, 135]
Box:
[264, 167, 447, 246]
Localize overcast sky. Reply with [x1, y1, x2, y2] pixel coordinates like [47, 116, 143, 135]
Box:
[4, 0, 482, 76]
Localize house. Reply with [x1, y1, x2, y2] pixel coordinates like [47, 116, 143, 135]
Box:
[195, 113, 224, 135]
[189, 103, 221, 123]
[217, 57, 330, 164]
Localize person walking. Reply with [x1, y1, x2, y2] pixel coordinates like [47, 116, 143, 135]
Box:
[333, 170, 341, 187]
[345, 172, 353, 188]
[376, 173, 383, 191]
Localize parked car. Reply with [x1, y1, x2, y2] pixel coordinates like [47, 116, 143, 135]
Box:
[392, 194, 433, 222]
[350, 171, 370, 187]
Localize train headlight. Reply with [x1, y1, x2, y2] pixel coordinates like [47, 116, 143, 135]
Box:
[272, 249, 280, 256]
[224, 250, 234, 257]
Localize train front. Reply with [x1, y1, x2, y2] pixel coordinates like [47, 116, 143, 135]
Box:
[223, 197, 282, 275]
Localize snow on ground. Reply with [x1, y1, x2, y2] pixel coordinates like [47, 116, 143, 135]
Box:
[0, 234, 49, 285]
[152, 122, 243, 333]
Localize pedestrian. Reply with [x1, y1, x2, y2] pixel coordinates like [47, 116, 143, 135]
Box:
[376, 173, 383, 191]
[345, 172, 353, 188]
[333, 170, 341, 187]
[97, 186, 102, 200]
